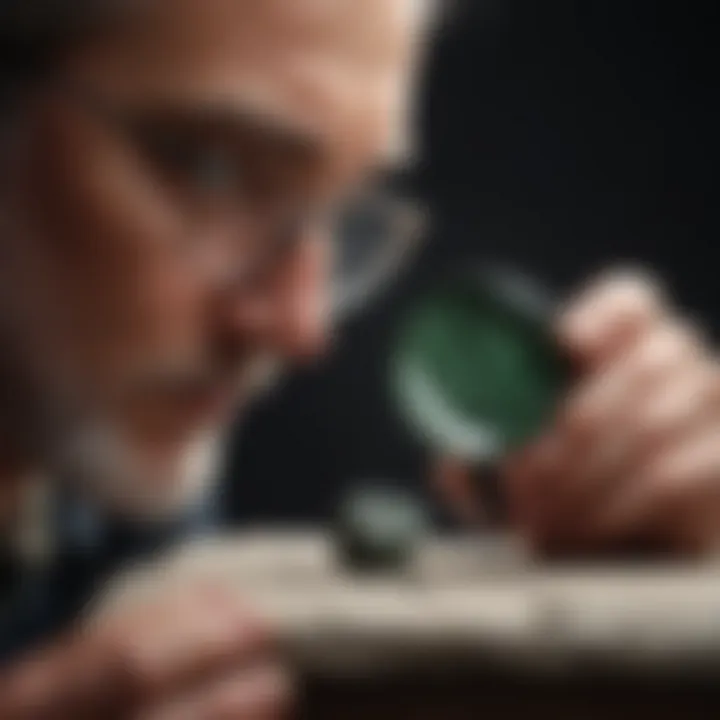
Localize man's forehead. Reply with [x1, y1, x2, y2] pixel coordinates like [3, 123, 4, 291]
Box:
[139, 0, 435, 57]
[69, 0, 434, 169]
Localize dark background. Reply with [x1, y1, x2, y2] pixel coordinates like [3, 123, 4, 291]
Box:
[224, 0, 719, 525]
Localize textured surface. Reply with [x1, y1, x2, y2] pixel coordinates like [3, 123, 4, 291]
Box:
[101, 531, 720, 680]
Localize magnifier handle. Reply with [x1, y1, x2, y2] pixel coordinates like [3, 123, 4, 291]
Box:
[463, 264, 562, 527]
[470, 462, 507, 528]
[467, 262, 560, 327]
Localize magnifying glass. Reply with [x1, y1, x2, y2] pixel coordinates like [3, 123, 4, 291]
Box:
[389, 262, 572, 524]
[335, 265, 569, 570]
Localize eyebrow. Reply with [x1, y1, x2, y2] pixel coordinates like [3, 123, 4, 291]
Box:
[126, 98, 418, 196]
[62, 83, 328, 162]
[130, 97, 328, 162]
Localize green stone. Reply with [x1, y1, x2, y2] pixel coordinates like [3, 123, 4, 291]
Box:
[390, 266, 570, 462]
[336, 486, 429, 571]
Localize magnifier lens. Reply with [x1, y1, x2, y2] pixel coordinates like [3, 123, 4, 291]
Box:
[391, 265, 570, 464]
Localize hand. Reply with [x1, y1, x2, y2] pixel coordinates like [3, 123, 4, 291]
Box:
[0, 582, 292, 720]
[434, 269, 720, 557]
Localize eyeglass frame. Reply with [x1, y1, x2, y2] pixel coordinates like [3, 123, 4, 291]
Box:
[47, 83, 427, 312]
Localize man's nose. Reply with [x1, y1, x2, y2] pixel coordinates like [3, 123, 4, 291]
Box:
[221, 234, 332, 361]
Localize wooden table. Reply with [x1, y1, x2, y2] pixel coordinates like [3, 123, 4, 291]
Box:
[101, 531, 720, 717]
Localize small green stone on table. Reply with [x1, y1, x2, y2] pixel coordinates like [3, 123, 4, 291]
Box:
[336, 486, 429, 572]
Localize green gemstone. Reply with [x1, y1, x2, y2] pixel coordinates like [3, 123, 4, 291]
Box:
[336, 486, 429, 571]
[390, 266, 570, 462]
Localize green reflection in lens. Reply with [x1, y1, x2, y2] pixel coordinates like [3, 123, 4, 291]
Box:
[390, 268, 570, 461]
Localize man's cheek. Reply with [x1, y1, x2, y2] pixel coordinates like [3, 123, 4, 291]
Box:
[84, 270, 206, 396]
[133, 267, 209, 361]
[24, 111, 206, 373]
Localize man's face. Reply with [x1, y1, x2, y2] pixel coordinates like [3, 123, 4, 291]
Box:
[0, 0, 425, 517]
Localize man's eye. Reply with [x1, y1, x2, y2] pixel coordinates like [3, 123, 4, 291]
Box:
[186, 147, 239, 194]
[145, 133, 241, 196]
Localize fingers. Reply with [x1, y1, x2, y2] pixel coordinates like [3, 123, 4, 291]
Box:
[438, 269, 673, 533]
[556, 268, 666, 370]
[511, 266, 720, 554]
[137, 663, 293, 720]
[561, 318, 704, 441]
[105, 584, 273, 706]
[0, 630, 130, 720]
[590, 424, 720, 552]
[592, 361, 720, 475]
[538, 323, 710, 520]
[0, 583, 286, 720]
[517, 365, 718, 551]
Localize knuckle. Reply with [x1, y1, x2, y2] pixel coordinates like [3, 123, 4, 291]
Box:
[636, 401, 678, 444]
[619, 320, 695, 378]
[658, 321, 702, 361]
[222, 603, 277, 658]
[564, 403, 596, 438]
[665, 368, 713, 420]
[248, 613, 277, 654]
[210, 666, 293, 720]
[259, 665, 296, 715]
[641, 462, 686, 509]
[562, 381, 607, 436]
[103, 630, 160, 703]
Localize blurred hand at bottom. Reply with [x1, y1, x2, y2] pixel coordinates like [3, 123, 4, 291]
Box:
[0, 582, 293, 720]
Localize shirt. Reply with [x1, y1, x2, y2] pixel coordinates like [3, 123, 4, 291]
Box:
[0, 487, 219, 664]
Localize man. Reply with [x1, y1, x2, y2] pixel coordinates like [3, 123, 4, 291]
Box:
[0, 0, 718, 717]
[0, 0, 430, 715]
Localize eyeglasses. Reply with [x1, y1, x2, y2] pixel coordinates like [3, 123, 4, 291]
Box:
[56, 85, 428, 317]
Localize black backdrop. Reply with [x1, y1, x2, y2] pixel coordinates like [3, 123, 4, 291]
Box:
[224, 0, 719, 525]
